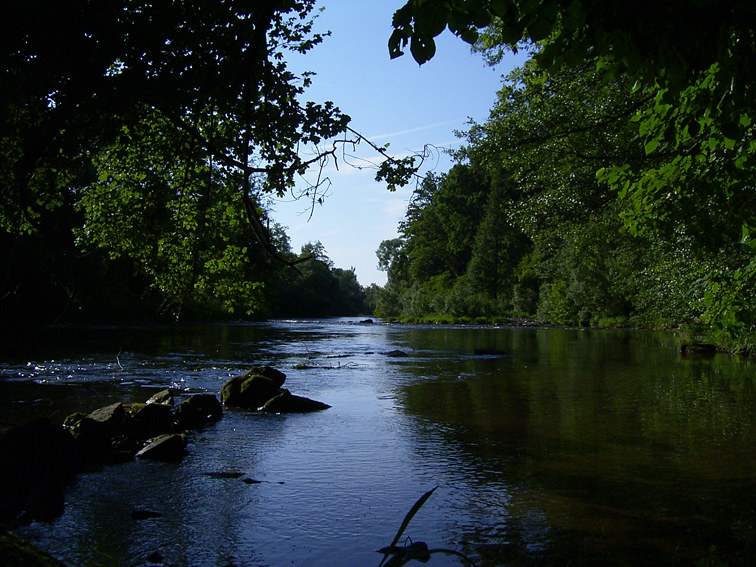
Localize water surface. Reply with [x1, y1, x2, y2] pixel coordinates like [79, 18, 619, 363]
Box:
[2, 320, 755, 565]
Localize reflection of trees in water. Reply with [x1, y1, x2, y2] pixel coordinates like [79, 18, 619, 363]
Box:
[397, 328, 756, 565]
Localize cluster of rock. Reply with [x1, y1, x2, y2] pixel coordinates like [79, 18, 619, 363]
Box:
[219, 366, 330, 413]
[62, 390, 221, 465]
[0, 366, 328, 529]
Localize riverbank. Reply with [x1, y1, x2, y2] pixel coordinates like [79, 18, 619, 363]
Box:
[382, 314, 544, 327]
[382, 313, 756, 359]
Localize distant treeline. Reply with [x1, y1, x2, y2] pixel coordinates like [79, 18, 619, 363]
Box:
[1, 219, 367, 324]
[370, 53, 756, 352]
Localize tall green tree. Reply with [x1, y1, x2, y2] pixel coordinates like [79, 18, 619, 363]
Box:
[390, 0, 756, 342]
[400, 165, 489, 282]
[457, 57, 660, 324]
[464, 173, 526, 307]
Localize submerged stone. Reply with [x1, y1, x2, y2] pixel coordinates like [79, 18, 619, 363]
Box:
[259, 389, 331, 413]
[384, 349, 409, 357]
[204, 471, 245, 479]
[0, 419, 78, 526]
[132, 509, 163, 520]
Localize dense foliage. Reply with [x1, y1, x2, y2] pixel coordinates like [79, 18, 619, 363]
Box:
[374, 60, 691, 326]
[380, 0, 756, 350]
[0, 1, 400, 322]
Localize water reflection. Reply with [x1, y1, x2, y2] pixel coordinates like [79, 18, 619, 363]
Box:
[397, 328, 756, 564]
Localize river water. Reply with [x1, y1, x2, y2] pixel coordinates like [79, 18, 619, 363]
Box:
[1, 319, 755, 566]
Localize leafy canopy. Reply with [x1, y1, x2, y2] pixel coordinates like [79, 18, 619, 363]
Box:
[1, 1, 421, 319]
[389, 0, 756, 342]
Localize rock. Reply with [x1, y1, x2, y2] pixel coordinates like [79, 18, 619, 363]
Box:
[63, 413, 114, 458]
[249, 366, 287, 387]
[0, 419, 79, 527]
[125, 403, 175, 439]
[204, 471, 244, 479]
[220, 370, 284, 409]
[62, 411, 85, 427]
[384, 349, 409, 357]
[146, 389, 174, 407]
[132, 509, 163, 520]
[259, 389, 331, 413]
[360, 318, 374, 324]
[64, 411, 138, 463]
[88, 402, 126, 429]
[473, 348, 508, 356]
[64, 401, 175, 463]
[174, 394, 223, 429]
[135, 433, 187, 462]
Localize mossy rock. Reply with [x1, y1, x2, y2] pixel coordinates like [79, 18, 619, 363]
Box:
[146, 389, 174, 407]
[87, 402, 125, 429]
[247, 366, 286, 387]
[220, 370, 285, 409]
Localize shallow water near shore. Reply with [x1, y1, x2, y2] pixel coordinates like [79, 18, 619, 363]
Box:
[2, 319, 755, 566]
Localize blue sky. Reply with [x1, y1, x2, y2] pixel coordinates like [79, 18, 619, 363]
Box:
[276, 1, 525, 286]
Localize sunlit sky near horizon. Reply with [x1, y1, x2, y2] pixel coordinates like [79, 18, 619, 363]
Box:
[274, 1, 526, 287]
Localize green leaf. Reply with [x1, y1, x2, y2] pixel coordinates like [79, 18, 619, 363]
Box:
[458, 27, 479, 44]
[491, 0, 515, 18]
[410, 33, 436, 65]
[644, 138, 660, 155]
[414, 6, 448, 37]
[388, 29, 408, 59]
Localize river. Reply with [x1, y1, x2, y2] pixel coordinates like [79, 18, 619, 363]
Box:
[1, 319, 755, 566]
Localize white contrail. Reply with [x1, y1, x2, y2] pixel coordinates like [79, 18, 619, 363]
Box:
[368, 119, 463, 141]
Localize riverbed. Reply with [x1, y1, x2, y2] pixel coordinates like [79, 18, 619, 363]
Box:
[1, 319, 755, 565]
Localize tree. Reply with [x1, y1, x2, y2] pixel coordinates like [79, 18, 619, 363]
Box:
[377, 238, 408, 286]
[390, 0, 756, 342]
[4, 2, 332, 229]
[269, 242, 367, 317]
[389, 0, 755, 241]
[455, 57, 657, 324]
[389, 1, 754, 92]
[464, 173, 525, 305]
[1, 1, 418, 321]
[399, 165, 489, 282]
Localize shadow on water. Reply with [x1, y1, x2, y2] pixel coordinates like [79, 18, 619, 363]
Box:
[396, 328, 756, 565]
